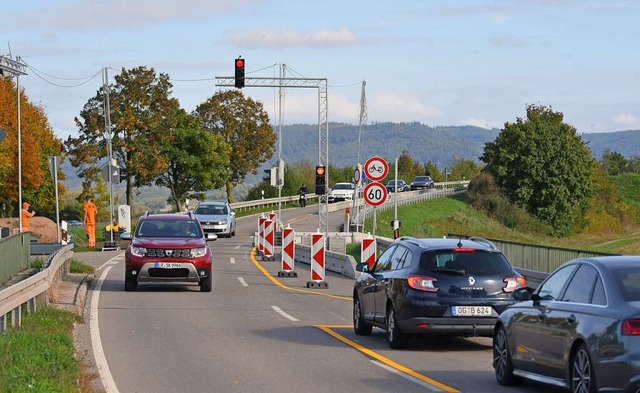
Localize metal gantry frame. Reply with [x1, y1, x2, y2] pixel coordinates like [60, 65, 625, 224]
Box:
[216, 76, 330, 236]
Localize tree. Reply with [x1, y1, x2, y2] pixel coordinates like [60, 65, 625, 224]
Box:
[448, 158, 482, 182]
[154, 111, 231, 211]
[0, 78, 65, 217]
[601, 149, 627, 175]
[481, 104, 594, 235]
[194, 90, 275, 203]
[65, 66, 181, 210]
[423, 160, 443, 181]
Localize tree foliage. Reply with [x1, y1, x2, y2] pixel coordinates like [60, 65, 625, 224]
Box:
[154, 111, 231, 211]
[0, 78, 64, 217]
[601, 149, 627, 176]
[481, 104, 594, 235]
[194, 90, 275, 203]
[65, 66, 181, 210]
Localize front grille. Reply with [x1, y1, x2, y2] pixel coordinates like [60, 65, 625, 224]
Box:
[146, 249, 193, 258]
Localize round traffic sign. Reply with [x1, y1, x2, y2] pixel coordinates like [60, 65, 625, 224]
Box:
[353, 167, 360, 184]
[363, 182, 388, 207]
[364, 156, 388, 182]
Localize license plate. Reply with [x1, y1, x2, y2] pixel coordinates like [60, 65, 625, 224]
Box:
[202, 225, 215, 229]
[451, 306, 492, 317]
[155, 262, 182, 269]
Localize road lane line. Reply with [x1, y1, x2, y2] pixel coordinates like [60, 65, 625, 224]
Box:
[371, 360, 445, 391]
[230, 257, 236, 264]
[91, 265, 120, 393]
[234, 245, 240, 250]
[315, 325, 459, 393]
[271, 306, 299, 321]
[238, 277, 248, 286]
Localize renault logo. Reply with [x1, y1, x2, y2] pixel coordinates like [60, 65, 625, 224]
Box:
[468, 276, 476, 286]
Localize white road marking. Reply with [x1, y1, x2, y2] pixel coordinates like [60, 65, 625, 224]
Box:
[370, 360, 444, 391]
[234, 245, 240, 250]
[230, 257, 236, 264]
[91, 265, 120, 393]
[271, 306, 299, 322]
[238, 277, 248, 286]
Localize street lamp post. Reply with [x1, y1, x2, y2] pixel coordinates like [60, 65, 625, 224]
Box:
[0, 55, 27, 231]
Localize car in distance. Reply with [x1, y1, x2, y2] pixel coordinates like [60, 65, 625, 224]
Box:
[192, 201, 236, 238]
[493, 256, 640, 393]
[328, 182, 356, 203]
[410, 175, 435, 190]
[120, 212, 217, 292]
[353, 236, 525, 349]
[385, 179, 409, 193]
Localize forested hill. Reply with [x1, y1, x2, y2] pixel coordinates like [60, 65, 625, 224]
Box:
[277, 122, 640, 168]
[61, 123, 640, 190]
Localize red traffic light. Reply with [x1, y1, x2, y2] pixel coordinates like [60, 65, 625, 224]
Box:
[235, 58, 244, 68]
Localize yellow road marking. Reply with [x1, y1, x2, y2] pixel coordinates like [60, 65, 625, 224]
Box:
[315, 325, 460, 393]
[249, 247, 351, 300]
[249, 248, 460, 392]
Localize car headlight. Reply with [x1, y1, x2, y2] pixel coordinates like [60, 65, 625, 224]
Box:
[221, 219, 228, 225]
[131, 246, 147, 257]
[191, 247, 207, 257]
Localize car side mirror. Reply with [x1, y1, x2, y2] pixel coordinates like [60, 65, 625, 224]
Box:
[512, 287, 534, 301]
[355, 262, 370, 272]
[120, 232, 133, 241]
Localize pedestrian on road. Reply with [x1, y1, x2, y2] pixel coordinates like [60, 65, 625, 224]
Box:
[21, 201, 36, 232]
[83, 196, 98, 247]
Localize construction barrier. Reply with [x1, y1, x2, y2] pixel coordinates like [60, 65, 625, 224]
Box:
[258, 215, 266, 254]
[307, 232, 328, 288]
[361, 235, 377, 268]
[263, 218, 275, 260]
[278, 226, 297, 277]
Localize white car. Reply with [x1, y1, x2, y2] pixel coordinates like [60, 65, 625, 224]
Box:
[328, 182, 355, 203]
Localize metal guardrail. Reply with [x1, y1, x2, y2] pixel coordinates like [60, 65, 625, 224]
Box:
[0, 233, 32, 286]
[230, 194, 318, 211]
[0, 244, 73, 333]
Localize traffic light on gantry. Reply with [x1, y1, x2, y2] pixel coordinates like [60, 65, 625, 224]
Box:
[119, 167, 127, 184]
[234, 57, 245, 88]
[315, 165, 326, 195]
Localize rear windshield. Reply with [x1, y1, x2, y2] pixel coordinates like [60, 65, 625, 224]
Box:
[419, 250, 512, 276]
[612, 268, 640, 301]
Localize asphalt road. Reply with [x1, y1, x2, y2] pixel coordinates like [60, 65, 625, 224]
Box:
[74, 204, 566, 393]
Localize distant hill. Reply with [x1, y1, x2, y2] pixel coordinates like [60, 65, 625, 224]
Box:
[61, 123, 640, 191]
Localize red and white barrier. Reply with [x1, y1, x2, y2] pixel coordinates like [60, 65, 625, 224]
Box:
[310, 232, 325, 282]
[263, 218, 275, 260]
[281, 226, 295, 272]
[258, 215, 266, 254]
[362, 235, 377, 269]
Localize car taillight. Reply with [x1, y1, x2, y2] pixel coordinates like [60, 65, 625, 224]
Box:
[503, 276, 526, 292]
[622, 319, 640, 335]
[452, 248, 476, 252]
[407, 275, 438, 292]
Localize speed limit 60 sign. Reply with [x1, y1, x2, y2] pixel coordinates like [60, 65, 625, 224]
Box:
[363, 182, 388, 207]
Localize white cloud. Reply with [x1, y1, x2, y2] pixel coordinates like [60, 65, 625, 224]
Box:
[612, 113, 639, 127]
[227, 27, 361, 49]
[459, 117, 502, 129]
[368, 92, 442, 124]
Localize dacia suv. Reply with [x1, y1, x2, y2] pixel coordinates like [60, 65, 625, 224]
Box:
[121, 212, 217, 292]
[353, 236, 525, 349]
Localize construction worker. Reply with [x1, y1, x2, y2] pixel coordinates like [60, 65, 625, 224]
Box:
[21, 202, 36, 232]
[83, 196, 98, 247]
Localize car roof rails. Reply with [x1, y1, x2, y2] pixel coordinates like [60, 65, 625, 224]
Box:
[142, 211, 150, 218]
[467, 236, 499, 251]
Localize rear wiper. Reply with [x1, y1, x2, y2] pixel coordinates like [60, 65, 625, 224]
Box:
[431, 268, 466, 276]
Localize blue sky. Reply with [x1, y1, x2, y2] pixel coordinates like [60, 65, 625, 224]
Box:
[2, 0, 639, 140]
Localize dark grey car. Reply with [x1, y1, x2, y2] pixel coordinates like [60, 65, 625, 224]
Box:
[410, 175, 435, 190]
[353, 236, 525, 349]
[494, 256, 640, 393]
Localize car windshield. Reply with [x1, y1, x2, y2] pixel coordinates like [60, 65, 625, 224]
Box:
[138, 220, 202, 238]
[387, 181, 397, 185]
[419, 250, 511, 275]
[333, 184, 353, 190]
[195, 205, 228, 215]
[415, 177, 430, 181]
[612, 267, 640, 301]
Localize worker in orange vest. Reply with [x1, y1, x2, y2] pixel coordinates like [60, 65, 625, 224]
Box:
[21, 202, 36, 232]
[83, 196, 98, 247]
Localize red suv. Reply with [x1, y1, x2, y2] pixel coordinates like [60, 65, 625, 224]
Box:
[120, 212, 217, 292]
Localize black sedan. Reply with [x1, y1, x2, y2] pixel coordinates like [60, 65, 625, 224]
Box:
[493, 256, 640, 393]
[353, 236, 526, 349]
